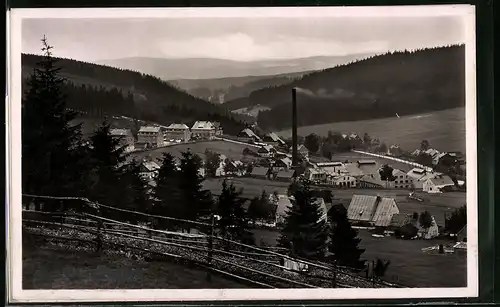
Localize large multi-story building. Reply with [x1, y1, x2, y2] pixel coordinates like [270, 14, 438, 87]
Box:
[191, 121, 217, 140]
[137, 126, 163, 149]
[164, 123, 191, 143]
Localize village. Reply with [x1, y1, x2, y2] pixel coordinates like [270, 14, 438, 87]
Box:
[108, 119, 467, 256]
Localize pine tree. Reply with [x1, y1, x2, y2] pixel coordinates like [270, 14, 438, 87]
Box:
[278, 179, 328, 260]
[328, 209, 366, 269]
[216, 180, 254, 247]
[88, 121, 129, 214]
[153, 153, 182, 229]
[22, 36, 86, 211]
[121, 159, 153, 219]
[178, 150, 213, 230]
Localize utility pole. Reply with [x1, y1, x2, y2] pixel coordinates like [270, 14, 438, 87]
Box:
[332, 259, 338, 288]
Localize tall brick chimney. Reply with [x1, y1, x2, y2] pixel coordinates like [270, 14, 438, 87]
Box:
[292, 88, 298, 167]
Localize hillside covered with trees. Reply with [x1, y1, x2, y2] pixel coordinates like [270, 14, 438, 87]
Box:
[22, 53, 250, 135]
[222, 45, 465, 130]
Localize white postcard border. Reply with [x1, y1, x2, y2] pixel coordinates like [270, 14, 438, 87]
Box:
[7, 5, 478, 303]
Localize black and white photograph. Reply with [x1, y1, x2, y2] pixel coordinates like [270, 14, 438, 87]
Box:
[7, 5, 477, 302]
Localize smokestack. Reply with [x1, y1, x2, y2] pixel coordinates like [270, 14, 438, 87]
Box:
[292, 88, 298, 167]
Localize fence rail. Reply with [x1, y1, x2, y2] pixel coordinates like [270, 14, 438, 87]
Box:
[22, 194, 407, 289]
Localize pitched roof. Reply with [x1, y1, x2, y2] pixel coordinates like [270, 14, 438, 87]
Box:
[139, 126, 161, 133]
[240, 128, 259, 139]
[359, 174, 384, 187]
[276, 157, 292, 167]
[167, 123, 189, 130]
[392, 168, 407, 176]
[389, 214, 413, 228]
[142, 161, 160, 172]
[428, 175, 454, 186]
[343, 163, 365, 177]
[258, 145, 274, 153]
[251, 167, 268, 176]
[110, 128, 131, 137]
[347, 195, 398, 226]
[371, 198, 399, 227]
[191, 121, 215, 130]
[266, 132, 285, 144]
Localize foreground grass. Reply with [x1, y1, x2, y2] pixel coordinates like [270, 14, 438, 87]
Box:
[253, 228, 467, 288]
[23, 243, 249, 290]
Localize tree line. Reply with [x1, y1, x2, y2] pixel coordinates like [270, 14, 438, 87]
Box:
[22, 53, 250, 135]
[245, 45, 465, 130]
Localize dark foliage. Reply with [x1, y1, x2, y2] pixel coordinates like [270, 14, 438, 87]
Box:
[373, 259, 391, 278]
[152, 153, 182, 229]
[445, 205, 467, 234]
[22, 53, 249, 135]
[328, 209, 366, 269]
[379, 164, 396, 181]
[216, 180, 255, 246]
[247, 190, 276, 222]
[177, 151, 214, 227]
[204, 149, 221, 178]
[304, 133, 320, 153]
[252, 45, 465, 130]
[22, 37, 87, 211]
[419, 211, 434, 229]
[278, 179, 329, 260]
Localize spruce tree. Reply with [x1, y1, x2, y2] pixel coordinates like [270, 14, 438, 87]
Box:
[278, 179, 328, 260]
[121, 158, 153, 221]
[22, 36, 85, 210]
[328, 210, 366, 269]
[88, 121, 129, 213]
[216, 180, 254, 247]
[153, 153, 182, 229]
[178, 150, 213, 230]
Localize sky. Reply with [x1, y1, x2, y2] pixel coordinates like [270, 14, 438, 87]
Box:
[21, 15, 466, 62]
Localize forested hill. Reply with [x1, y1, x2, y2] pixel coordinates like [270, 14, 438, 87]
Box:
[21, 54, 249, 135]
[225, 45, 466, 131]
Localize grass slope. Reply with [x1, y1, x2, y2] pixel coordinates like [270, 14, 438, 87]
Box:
[23, 243, 248, 289]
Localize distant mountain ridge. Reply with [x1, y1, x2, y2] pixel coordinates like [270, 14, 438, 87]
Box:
[97, 53, 377, 81]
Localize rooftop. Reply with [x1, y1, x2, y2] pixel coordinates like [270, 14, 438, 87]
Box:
[139, 126, 161, 133]
[347, 195, 399, 227]
[276, 169, 295, 179]
[191, 121, 215, 130]
[167, 123, 189, 130]
[142, 161, 161, 172]
[251, 167, 268, 176]
[428, 175, 455, 186]
[109, 128, 131, 137]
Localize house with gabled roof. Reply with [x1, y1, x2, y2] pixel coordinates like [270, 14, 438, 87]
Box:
[423, 174, 455, 193]
[392, 168, 412, 189]
[273, 157, 293, 170]
[191, 121, 216, 140]
[139, 160, 161, 180]
[289, 144, 309, 159]
[238, 128, 262, 142]
[164, 123, 191, 143]
[347, 195, 399, 227]
[250, 166, 270, 179]
[258, 145, 275, 158]
[274, 169, 296, 182]
[137, 126, 163, 148]
[263, 132, 286, 147]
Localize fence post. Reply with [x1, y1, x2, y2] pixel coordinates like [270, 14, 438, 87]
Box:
[332, 259, 337, 288]
[372, 260, 376, 287]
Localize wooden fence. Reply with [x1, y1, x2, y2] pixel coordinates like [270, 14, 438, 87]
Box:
[21, 194, 407, 289]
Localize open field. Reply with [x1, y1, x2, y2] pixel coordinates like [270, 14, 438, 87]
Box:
[130, 140, 256, 163]
[277, 108, 466, 153]
[252, 228, 467, 288]
[23, 243, 248, 289]
[203, 177, 466, 226]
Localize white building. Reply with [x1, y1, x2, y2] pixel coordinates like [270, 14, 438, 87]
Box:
[137, 126, 163, 148]
[191, 121, 216, 140]
[164, 123, 191, 143]
[423, 175, 455, 193]
[392, 169, 412, 189]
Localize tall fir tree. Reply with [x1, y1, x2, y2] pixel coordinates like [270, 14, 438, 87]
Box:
[178, 150, 213, 230]
[328, 209, 366, 269]
[22, 36, 86, 211]
[153, 152, 182, 229]
[88, 121, 129, 214]
[216, 180, 254, 247]
[121, 158, 153, 222]
[278, 179, 328, 260]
